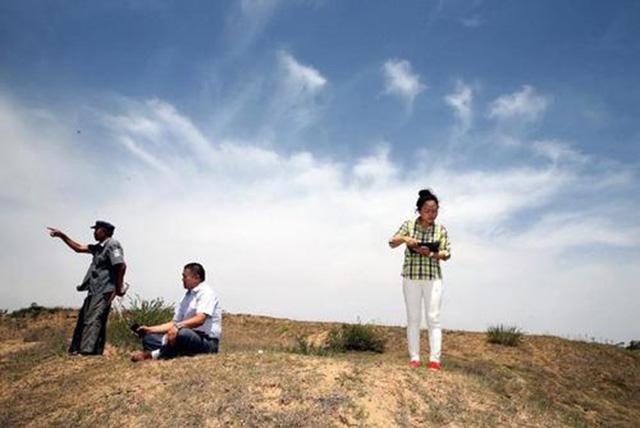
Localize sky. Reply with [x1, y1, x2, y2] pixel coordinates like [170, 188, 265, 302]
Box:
[1, 0, 639, 343]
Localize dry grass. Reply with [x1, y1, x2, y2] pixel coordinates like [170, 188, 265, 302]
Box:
[1, 309, 639, 427]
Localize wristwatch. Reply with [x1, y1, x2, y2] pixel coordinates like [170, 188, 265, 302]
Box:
[175, 322, 185, 330]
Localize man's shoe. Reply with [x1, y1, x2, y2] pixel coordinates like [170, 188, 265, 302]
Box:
[427, 361, 441, 371]
[409, 360, 421, 368]
[130, 351, 152, 362]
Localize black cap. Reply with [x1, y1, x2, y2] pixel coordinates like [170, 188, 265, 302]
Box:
[90, 220, 115, 232]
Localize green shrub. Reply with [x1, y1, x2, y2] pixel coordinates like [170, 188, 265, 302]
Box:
[294, 335, 310, 354]
[108, 295, 174, 350]
[328, 323, 386, 353]
[289, 323, 386, 356]
[486, 324, 523, 347]
[289, 335, 331, 356]
[10, 303, 62, 319]
[627, 340, 640, 350]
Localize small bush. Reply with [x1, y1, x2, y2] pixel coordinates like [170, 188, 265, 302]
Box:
[486, 324, 523, 347]
[627, 340, 640, 350]
[295, 335, 310, 354]
[108, 295, 174, 350]
[328, 323, 386, 353]
[10, 303, 62, 319]
[289, 323, 386, 356]
[289, 335, 331, 356]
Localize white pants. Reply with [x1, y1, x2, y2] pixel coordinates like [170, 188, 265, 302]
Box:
[402, 278, 443, 363]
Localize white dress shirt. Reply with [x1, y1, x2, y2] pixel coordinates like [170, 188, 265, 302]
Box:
[172, 281, 222, 339]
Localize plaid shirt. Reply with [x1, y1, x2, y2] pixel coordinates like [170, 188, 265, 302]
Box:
[394, 219, 451, 280]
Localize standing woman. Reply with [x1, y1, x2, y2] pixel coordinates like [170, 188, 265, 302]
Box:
[389, 189, 451, 370]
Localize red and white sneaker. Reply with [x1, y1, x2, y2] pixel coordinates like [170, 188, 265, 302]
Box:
[409, 360, 421, 368]
[427, 361, 441, 371]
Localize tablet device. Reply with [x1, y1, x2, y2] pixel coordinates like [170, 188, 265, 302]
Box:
[419, 242, 440, 252]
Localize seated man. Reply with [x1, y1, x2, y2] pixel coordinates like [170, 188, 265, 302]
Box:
[131, 262, 222, 362]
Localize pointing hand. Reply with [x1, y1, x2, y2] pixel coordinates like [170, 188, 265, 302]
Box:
[47, 227, 63, 238]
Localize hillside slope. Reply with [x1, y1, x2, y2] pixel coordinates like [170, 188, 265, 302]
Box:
[1, 309, 639, 427]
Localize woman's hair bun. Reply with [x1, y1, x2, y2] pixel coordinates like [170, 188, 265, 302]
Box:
[419, 189, 434, 198]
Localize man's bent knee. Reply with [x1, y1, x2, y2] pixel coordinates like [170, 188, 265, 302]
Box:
[142, 333, 163, 352]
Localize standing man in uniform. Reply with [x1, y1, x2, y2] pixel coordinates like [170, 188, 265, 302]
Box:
[130, 262, 221, 362]
[47, 220, 127, 355]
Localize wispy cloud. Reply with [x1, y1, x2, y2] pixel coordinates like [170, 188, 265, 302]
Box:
[382, 59, 426, 108]
[257, 50, 329, 135]
[224, 0, 283, 57]
[459, 15, 483, 28]
[278, 50, 327, 95]
[103, 99, 218, 172]
[531, 140, 589, 165]
[488, 85, 550, 122]
[445, 80, 473, 133]
[117, 136, 174, 175]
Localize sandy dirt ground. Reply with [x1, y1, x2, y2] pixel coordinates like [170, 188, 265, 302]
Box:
[1, 310, 639, 427]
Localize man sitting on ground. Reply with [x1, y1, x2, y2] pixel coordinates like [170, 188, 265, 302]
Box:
[131, 262, 221, 362]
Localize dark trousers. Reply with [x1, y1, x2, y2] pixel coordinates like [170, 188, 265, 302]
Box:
[142, 328, 219, 359]
[69, 292, 112, 355]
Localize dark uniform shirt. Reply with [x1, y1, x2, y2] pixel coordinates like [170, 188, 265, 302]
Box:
[78, 237, 125, 295]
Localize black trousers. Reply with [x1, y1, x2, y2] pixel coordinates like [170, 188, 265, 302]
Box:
[69, 292, 112, 355]
[142, 329, 219, 359]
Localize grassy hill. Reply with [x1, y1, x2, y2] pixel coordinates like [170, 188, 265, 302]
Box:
[1, 308, 639, 427]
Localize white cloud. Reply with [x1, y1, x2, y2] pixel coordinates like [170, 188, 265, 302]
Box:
[278, 50, 327, 95]
[353, 146, 397, 183]
[459, 15, 483, 28]
[444, 80, 473, 132]
[0, 96, 99, 207]
[117, 136, 175, 176]
[104, 113, 163, 141]
[515, 213, 640, 250]
[256, 50, 329, 134]
[383, 59, 426, 106]
[1, 94, 638, 343]
[531, 140, 588, 165]
[488, 85, 550, 122]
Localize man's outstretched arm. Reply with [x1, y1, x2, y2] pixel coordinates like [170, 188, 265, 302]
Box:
[47, 227, 90, 253]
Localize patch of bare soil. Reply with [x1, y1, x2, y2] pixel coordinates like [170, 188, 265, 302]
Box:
[0, 340, 39, 360]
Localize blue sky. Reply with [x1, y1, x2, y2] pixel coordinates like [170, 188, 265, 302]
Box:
[1, 1, 639, 343]
[3, 1, 639, 160]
